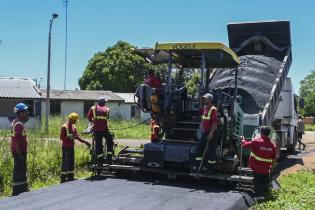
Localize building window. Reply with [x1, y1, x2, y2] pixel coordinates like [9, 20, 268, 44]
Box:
[84, 101, 95, 117]
[50, 100, 61, 115]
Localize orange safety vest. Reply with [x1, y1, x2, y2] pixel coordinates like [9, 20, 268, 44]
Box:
[92, 105, 109, 120]
[63, 123, 76, 139]
[150, 119, 160, 141]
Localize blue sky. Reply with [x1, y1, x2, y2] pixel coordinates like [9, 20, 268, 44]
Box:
[0, 0, 314, 92]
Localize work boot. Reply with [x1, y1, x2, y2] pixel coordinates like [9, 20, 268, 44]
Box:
[97, 158, 104, 166]
[202, 166, 214, 174]
[20, 183, 29, 193]
[60, 174, 67, 183]
[191, 166, 198, 173]
[12, 186, 21, 196]
[105, 155, 112, 165]
[190, 160, 200, 173]
[67, 174, 76, 182]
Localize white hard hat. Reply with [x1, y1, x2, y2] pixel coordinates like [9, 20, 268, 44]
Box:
[202, 93, 213, 100]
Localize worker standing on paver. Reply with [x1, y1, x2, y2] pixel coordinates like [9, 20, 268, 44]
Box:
[193, 93, 219, 173]
[60, 113, 91, 183]
[87, 96, 113, 165]
[144, 69, 162, 90]
[297, 114, 306, 150]
[241, 126, 277, 197]
[150, 114, 160, 143]
[11, 103, 30, 196]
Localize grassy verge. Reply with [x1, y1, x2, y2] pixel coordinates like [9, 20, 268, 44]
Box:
[39, 116, 150, 139]
[0, 132, 90, 197]
[305, 124, 315, 131]
[253, 170, 315, 210]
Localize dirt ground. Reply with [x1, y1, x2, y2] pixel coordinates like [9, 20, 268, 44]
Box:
[277, 131, 315, 178]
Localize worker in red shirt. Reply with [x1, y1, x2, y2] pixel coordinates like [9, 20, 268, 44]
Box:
[192, 93, 219, 173]
[87, 96, 113, 165]
[11, 103, 30, 196]
[60, 113, 90, 183]
[241, 126, 277, 197]
[144, 69, 162, 89]
[150, 114, 160, 143]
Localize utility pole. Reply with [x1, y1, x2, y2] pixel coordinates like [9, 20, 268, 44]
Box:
[45, 13, 58, 134]
[63, 0, 68, 90]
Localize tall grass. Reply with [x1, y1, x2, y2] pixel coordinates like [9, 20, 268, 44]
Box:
[253, 170, 315, 210]
[0, 131, 91, 197]
[40, 116, 150, 139]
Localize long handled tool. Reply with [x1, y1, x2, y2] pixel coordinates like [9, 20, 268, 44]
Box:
[237, 136, 244, 191]
[197, 135, 213, 178]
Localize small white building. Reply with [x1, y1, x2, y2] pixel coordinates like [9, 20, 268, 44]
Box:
[0, 77, 41, 129]
[41, 90, 133, 119]
[115, 92, 151, 120]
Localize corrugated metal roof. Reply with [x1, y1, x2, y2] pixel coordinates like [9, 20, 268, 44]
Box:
[115, 93, 135, 103]
[41, 89, 124, 102]
[0, 77, 41, 99]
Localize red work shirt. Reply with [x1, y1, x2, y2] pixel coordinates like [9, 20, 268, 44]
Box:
[201, 105, 219, 133]
[150, 119, 160, 142]
[242, 136, 277, 174]
[144, 75, 161, 89]
[60, 122, 81, 148]
[11, 118, 27, 154]
[87, 105, 109, 132]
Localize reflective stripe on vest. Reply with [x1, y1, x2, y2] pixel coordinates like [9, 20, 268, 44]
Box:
[11, 121, 27, 137]
[92, 106, 109, 120]
[202, 106, 216, 120]
[63, 123, 75, 139]
[250, 152, 273, 163]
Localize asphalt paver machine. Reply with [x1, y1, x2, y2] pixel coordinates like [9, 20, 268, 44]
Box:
[89, 42, 253, 184]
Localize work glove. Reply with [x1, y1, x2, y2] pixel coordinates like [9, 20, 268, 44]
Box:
[240, 136, 246, 145]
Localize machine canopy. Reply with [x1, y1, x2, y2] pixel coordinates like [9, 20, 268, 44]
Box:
[135, 42, 240, 68]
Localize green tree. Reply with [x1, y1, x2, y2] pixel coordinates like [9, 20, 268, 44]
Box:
[79, 41, 153, 92]
[185, 71, 200, 96]
[299, 70, 315, 116]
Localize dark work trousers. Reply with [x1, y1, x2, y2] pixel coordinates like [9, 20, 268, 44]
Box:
[94, 131, 113, 164]
[12, 152, 28, 196]
[61, 147, 75, 183]
[253, 172, 271, 196]
[194, 131, 218, 168]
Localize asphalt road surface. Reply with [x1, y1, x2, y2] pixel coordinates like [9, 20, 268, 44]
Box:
[0, 175, 249, 210]
[3, 132, 314, 210]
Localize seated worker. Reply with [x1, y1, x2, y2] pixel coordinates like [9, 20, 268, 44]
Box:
[144, 69, 161, 90]
[150, 114, 160, 143]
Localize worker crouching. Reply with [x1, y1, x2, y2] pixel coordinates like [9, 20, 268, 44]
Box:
[11, 103, 30, 196]
[60, 113, 91, 183]
[150, 114, 160, 143]
[241, 126, 277, 197]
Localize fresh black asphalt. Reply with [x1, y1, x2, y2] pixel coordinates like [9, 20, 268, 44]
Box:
[0, 174, 250, 210]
